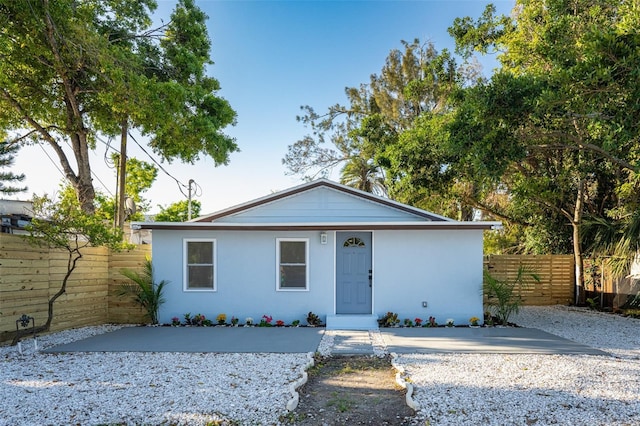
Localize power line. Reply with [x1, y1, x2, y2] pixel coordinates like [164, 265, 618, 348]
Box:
[127, 132, 192, 199]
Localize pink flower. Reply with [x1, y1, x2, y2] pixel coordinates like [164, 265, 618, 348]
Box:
[263, 315, 273, 323]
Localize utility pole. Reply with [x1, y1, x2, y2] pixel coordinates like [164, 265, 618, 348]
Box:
[116, 119, 128, 230]
[187, 179, 195, 220]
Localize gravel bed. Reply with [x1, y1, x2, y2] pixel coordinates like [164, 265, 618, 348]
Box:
[0, 325, 309, 425]
[2, 307, 639, 425]
[396, 306, 640, 425]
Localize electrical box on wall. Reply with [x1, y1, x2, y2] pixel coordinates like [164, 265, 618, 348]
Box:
[422, 301, 428, 308]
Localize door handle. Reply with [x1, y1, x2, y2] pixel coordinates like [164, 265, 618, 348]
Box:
[368, 269, 372, 287]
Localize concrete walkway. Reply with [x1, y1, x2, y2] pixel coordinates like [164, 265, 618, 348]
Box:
[44, 326, 608, 356]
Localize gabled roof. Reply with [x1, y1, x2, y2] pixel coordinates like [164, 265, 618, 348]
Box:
[135, 179, 500, 231]
[194, 179, 450, 223]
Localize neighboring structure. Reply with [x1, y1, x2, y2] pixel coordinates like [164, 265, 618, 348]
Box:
[135, 179, 499, 329]
[0, 199, 32, 235]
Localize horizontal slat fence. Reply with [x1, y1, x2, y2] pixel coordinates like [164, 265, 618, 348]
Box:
[108, 246, 151, 324]
[0, 234, 149, 343]
[484, 255, 574, 306]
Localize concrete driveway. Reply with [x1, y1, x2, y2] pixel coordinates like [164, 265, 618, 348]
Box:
[43, 325, 608, 355]
[380, 327, 608, 355]
[44, 326, 325, 353]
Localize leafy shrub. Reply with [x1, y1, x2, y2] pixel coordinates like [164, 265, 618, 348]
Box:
[484, 266, 540, 325]
[118, 258, 168, 325]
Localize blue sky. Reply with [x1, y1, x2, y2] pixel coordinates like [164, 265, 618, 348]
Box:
[11, 0, 515, 215]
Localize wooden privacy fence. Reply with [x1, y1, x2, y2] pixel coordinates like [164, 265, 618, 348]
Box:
[484, 255, 574, 306]
[0, 234, 150, 343]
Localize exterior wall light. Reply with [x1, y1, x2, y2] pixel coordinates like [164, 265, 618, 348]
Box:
[320, 231, 328, 245]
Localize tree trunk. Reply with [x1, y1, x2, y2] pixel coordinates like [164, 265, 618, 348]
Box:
[573, 180, 586, 305]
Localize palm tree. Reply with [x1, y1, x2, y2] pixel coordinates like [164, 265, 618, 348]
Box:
[118, 258, 168, 324]
[585, 212, 640, 279]
[340, 156, 387, 197]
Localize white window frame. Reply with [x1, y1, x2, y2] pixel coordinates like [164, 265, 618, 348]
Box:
[276, 238, 309, 291]
[183, 238, 216, 292]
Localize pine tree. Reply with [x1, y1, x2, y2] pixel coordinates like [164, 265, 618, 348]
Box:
[0, 143, 27, 195]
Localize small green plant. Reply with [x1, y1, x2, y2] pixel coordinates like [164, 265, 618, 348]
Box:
[377, 311, 399, 327]
[171, 316, 181, 326]
[403, 318, 413, 327]
[118, 258, 168, 325]
[469, 316, 480, 326]
[231, 316, 239, 325]
[327, 392, 354, 413]
[307, 311, 322, 326]
[586, 297, 599, 310]
[484, 265, 540, 325]
[446, 318, 455, 327]
[425, 316, 437, 327]
[292, 319, 300, 327]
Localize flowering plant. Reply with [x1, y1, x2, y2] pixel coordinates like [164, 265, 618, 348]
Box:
[414, 318, 423, 327]
[276, 319, 285, 326]
[469, 316, 480, 326]
[245, 317, 254, 326]
[231, 316, 239, 325]
[446, 318, 455, 327]
[260, 314, 273, 327]
[171, 316, 181, 326]
[216, 313, 227, 325]
[193, 313, 208, 326]
[427, 316, 437, 327]
[403, 318, 413, 327]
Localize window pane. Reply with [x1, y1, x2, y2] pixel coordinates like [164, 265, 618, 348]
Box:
[280, 265, 306, 288]
[188, 265, 213, 288]
[280, 241, 305, 263]
[188, 242, 213, 264]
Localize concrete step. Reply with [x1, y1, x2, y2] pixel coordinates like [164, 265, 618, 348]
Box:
[326, 314, 379, 330]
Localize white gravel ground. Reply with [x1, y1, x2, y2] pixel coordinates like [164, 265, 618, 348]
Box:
[396, 306, 640, 426]
[1, 306, 639, 425]
[0, 326, 308, 425]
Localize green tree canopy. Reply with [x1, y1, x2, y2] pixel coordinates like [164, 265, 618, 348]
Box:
[0, 0, 237, 214]
[283, 39, 470, 212]
[154, 199, 201, 222]
[448, 0, 640, 299]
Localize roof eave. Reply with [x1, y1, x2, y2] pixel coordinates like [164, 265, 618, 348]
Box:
[133, 221, 502, 231]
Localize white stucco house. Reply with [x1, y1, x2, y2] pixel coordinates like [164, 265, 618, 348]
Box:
[135, 179, 500, 329]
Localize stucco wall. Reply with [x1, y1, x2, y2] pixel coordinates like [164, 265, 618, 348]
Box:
[153, 228, 484, 326]
[153, 229, 336, 325]
[372, 229, 484, 326]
